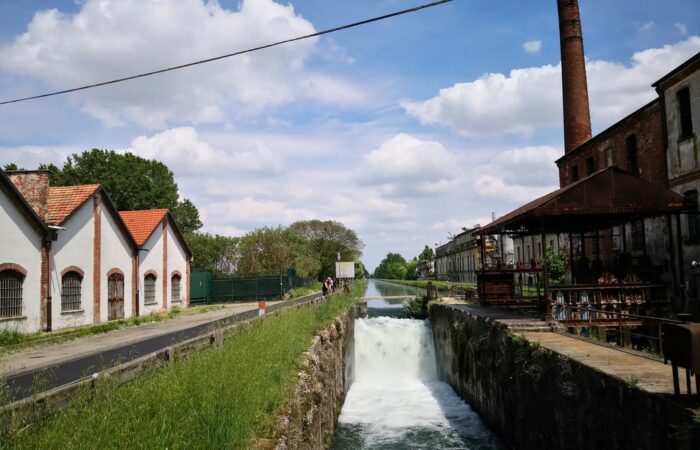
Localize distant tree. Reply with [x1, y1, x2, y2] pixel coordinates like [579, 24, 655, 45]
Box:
[418, 245, 435, 262]
[3, 163, 20, 171]
[289, 220, 364, 280]
[185, 232, 238, 276]
[373, 253, 408, 279]
[405, 258, 419, 280]
[237, 226, 297, 276]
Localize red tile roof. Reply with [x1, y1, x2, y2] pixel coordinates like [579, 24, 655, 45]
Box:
[119, 209, 169, 246]
[48, 185, 100, 225]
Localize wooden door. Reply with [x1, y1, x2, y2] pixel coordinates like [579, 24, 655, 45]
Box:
[108, 273, 125, 320]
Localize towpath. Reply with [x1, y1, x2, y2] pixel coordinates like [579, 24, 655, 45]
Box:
[446, 303, 684, 397]
[1, 298, 301, 402]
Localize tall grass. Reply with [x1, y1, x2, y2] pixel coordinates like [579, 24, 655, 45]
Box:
[1, 281, 366, 450]
[379, 279, 476, 291]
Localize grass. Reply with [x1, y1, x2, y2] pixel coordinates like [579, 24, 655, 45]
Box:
[286, 282, 322, 300]
[0, 304, 226, 355]
[378, 279, 476, 292]
[1, 281, 367, 450]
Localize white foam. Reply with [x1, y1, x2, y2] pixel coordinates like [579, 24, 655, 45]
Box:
[335, 317, 499, 449]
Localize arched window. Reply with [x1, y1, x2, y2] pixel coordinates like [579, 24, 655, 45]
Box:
[144, 273, 157, 305]
[61, 271, 83, 312]
[0, 270, 24, 318]
[171, 274, 181, 302]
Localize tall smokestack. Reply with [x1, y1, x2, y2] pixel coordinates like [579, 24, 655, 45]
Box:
[557, 0, 592, 152]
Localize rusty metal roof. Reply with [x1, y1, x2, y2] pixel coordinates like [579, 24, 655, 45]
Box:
[480, 166, 684, 235]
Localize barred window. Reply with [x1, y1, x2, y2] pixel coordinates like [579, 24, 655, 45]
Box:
[144, 274, 157, 304]
[61, 271, 82, 312]
[171, 275, 181, 302]
[0, 270, 24, 318]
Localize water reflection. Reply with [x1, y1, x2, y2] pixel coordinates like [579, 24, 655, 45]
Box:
[364, 280, 425, 318]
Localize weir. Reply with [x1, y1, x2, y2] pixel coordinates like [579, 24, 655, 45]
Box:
[331, 280, 500, 449]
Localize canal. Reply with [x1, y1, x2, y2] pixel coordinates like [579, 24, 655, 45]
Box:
[332, 280, 500, 449]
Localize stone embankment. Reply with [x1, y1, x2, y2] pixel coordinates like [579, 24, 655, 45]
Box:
[430, 304, 700, 450]
[266, 301, 366, 450]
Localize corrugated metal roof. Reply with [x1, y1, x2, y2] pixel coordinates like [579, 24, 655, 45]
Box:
[480, 167, 684, 234]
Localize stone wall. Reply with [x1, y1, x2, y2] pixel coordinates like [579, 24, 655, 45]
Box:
[430, 304, 700, 450]
[268, 301, 366, 450]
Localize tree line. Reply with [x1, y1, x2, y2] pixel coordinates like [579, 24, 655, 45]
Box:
[372, 245, 434, 280]
[4, 150, 365, 280]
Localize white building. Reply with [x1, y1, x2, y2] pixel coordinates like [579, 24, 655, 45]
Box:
[47, 184, 138, 329]
[0, 170, 48, 333]
[120, 209, 191, 313]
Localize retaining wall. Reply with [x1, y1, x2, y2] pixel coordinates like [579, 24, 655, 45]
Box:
[430, 304, 700, 450]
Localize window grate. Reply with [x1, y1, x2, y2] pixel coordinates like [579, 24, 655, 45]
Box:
[61, 272, 82, 312]
[0, 270, 24, 318]
[144, 274, 157, 304]
[171, 275, 181, 302]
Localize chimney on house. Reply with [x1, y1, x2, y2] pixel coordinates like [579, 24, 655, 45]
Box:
[557, 0, 592, 153]
[7, 170, 51, 222]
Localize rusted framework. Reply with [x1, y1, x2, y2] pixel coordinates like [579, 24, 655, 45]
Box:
[476, 167, 685, 328]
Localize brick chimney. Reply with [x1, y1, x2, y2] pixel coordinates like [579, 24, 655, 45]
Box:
[7, 170, 50, 222]
[557, 0, 592, 153]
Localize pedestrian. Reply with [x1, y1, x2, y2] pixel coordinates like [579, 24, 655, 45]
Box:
[322, 278, 329, 296]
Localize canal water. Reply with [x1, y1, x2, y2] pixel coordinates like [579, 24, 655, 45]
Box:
[332, 280, 500, 449]
[363, 279, 426, 318]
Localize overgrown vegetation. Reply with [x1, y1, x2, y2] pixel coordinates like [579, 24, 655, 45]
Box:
[0, 305, 225, 354]
[383, 279, 476, 291]
[1, 281, 365, 449]
[402, 296, 431, 319]
[624, 375, 639, 389]
[544, 245, 566, 285]
[287, 283, 322, 299]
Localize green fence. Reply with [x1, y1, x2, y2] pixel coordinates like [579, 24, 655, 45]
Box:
[190, 272, 316, 304]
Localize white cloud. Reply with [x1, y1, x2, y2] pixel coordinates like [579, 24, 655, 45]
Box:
[402, 36, 700, 138]
[0, 0, 366, 129]
[676, 23, 688, 35]
[128, 127, 285, 177]
[359, 134, 459, 194]
[639, 21, 655, 32]
[471, 146, 560, 203]
[522, 40, 542, 54]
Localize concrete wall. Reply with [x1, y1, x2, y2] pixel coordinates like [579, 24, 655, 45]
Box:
[0, 186, 43, 333]
[139, 225, 164, 315]
[166, 225, 187, 307]
[267, 302, 366, 450]
[430, 304, 699, 450]
[100, 206, 135, 321]
[49, 201, 94, 330]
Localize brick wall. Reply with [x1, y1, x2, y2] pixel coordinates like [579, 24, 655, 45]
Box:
[6, 170, 50, 221]
[557, 100, 665, 188]
[93, 195, 101, 323]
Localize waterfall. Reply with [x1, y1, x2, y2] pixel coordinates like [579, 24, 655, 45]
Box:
[333, 317, 500, 449]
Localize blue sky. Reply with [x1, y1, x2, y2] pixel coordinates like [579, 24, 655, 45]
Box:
[0, 0, 698, 271]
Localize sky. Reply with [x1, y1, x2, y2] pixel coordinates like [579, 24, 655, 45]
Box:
[0, 0, 699, 271]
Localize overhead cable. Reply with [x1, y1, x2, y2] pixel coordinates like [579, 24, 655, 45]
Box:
[0, 0, 454, 106]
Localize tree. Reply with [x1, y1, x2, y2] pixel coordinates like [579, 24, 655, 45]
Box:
[289, 220, 364, 280]
[172, 198, 203, 234]
[3, 163, 20, 171]
[237, 226, 297, 276]
[418, 245, 435, 262]
[373, 253, 408, 279]
[46, 149, 202, 231]
[185, 232, 239, 276]
[545, 245, 566, 285]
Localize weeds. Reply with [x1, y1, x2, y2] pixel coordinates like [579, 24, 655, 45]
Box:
[624, 375, 639, 389]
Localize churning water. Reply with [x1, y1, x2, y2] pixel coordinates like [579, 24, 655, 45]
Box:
[332, 317, 500, 449]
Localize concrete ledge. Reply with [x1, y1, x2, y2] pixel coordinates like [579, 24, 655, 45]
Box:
[430, 303, 700, 450]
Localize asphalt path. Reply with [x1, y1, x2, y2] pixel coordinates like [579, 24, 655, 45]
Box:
[4, 292, 323, 403]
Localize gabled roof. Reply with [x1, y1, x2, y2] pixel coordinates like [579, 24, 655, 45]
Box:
[48, 184, 100, 226]
[652, 51, 700, 89]
[120, 209, 192, 256]
[480, 166, 684, 235]
[119, 209, 169, 246]
[0, 169, 48, 235]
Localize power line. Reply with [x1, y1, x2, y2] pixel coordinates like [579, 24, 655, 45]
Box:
[0, 0, 454, 106]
